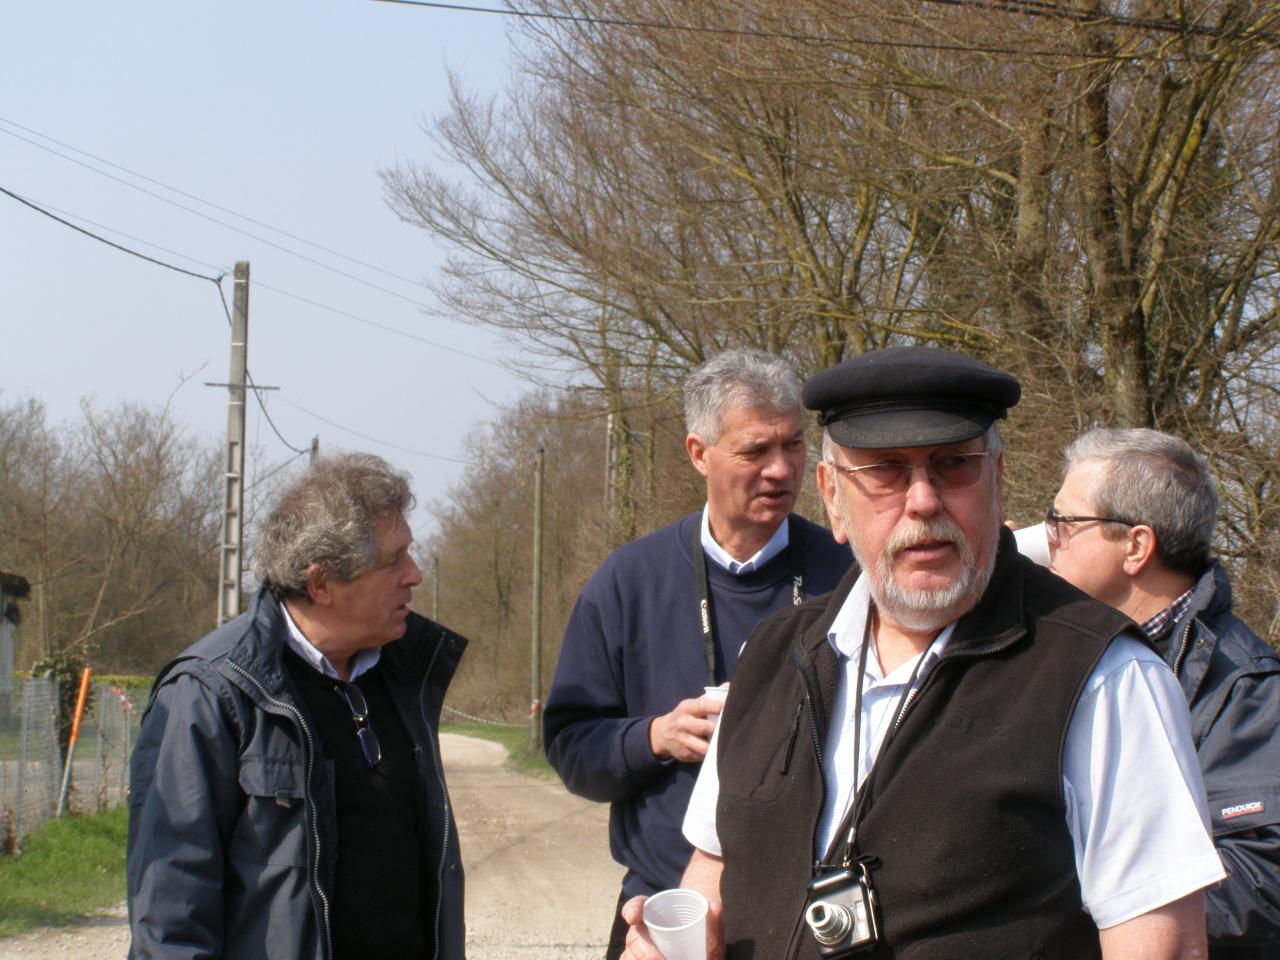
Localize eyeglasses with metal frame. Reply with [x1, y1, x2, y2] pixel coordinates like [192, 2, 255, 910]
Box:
[1043, 505, 1136, 546]
[334, 681, 383, 768]
[825, 451, 993, 496]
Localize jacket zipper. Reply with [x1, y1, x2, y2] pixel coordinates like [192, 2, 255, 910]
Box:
[420, 632, 449, 960]
[229, 662, 333, 960]
[1171, 618, 1195, 677]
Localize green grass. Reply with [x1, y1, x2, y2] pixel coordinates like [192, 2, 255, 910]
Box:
[0, 805, 129, 937]
[441, 721, 554, 779]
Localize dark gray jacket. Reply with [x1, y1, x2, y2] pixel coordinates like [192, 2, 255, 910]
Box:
[1163, 561, 1280, 959]
[126, 589, 467, 960]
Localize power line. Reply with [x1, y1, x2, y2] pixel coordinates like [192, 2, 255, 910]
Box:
[0, 184, 221, 282]
[250, 278, 506, 368]
[0, 124, 439, 311]
[3, 181, 309, 457]
[5, 180, 485, 467]
[5, 184, 504, 370]
[0, 115, 431, 290]
[6, 193, 228, 276]
[274, 395, 479, 465]
[246, 447, 310, 492]
[370, 0, 1279, 62]
[920, 0, 1279, 44]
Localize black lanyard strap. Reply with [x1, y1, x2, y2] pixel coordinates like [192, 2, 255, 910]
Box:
[693, 515, 805, 685]
[833, 610, 931, 868]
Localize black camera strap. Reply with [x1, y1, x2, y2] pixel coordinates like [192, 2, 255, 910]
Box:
[692, 515, 805, 685]
[833, 611, 931, 869]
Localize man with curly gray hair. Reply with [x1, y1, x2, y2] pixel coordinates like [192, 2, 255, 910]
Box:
[127, 453, 468, 960]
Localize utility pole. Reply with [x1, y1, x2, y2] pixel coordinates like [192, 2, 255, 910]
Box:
[310, 435, 319, 466]
[604, 412, 617, 518]
[432, 555, 440, 621]
[530, 446, 545, 748]
[218, 262, 250, 625]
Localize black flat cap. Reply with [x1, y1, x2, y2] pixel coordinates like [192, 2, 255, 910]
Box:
[804, 346, 1020, 449]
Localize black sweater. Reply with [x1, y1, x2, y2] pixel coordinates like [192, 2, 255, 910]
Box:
[284, 649, 433, 960]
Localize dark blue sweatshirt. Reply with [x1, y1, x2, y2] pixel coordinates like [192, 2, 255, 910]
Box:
[542, 511, 853, 896]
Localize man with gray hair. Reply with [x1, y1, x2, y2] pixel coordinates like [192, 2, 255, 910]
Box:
[127, 453, 467, 960]
[1047, 427, 1280, 958]
[544, 349, 851, 959]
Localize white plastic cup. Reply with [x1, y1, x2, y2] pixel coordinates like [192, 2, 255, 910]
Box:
[703, 685, 728, 727]
[1013, 521, 1050, 567]
[643, 888, 709, 960]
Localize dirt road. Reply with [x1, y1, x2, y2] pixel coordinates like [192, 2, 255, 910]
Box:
[0, 733, 624, 960]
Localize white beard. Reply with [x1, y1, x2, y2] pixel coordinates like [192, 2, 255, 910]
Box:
[852, 513, 999, 633]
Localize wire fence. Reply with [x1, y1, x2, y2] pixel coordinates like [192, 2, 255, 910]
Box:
[0, 678, 142, 849]
[442, 703, 526, 728]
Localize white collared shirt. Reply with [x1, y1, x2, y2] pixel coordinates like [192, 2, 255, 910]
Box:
[700, 505, 789, 574]
[816, 575, 954, 856]
[280, 602, 381, 682]
[683, 572, 1225, 929]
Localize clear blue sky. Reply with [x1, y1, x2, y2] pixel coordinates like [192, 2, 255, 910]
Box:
[1, 1, 528, 536]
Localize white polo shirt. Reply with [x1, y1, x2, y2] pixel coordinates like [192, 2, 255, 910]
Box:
[683, 572, 1226, 929]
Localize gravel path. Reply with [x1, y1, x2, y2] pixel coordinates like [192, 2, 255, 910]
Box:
[0, 733, 624, 960]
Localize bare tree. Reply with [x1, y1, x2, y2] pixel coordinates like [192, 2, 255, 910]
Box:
[0, 398, 221, 672]
[388, 0, 1279, 642]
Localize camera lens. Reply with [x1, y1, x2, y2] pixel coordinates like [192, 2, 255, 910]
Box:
[805, 900, 853, 945]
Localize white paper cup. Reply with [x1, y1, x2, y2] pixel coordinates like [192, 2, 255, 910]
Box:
[1013, 521, 1050, 567]
[643, 888, 708, 960]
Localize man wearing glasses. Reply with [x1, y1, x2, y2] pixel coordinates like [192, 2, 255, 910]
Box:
[127, 454, 466, 960]
[620, 346, 1223, 960]
[1045, 427, 1280, 959]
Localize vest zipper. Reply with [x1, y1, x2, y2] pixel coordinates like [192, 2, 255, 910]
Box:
[889, 634, 1022, 737]
[781, 701, 803, 775]
[802, 684, 825, 800]
[229, 662, 333, 960]
[420, 631, 449, 960]
[784, 674, 828, 960]
[780, 634, 1028, 959]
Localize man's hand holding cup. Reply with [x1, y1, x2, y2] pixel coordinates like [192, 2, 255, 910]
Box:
[648, 685, 729, 763]
[619, 891, 725, 960]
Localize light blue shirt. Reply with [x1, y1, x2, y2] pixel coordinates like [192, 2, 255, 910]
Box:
[280, 602, 381, 682]
[699, 505, 789, 574]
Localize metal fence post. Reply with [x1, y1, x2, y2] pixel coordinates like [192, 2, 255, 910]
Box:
[121, 696, 131, 798]
[47, 679, 60, 818]
[14, 679, 29, 839]
[96, 694, 108, 812]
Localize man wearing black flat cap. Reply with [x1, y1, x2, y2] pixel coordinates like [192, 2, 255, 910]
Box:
[618, 346, 1225, 960]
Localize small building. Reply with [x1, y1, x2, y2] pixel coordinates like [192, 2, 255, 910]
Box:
[0, 570, 31, 716]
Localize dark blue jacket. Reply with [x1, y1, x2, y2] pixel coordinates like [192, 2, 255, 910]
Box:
[126, 589, 467, 960]
[542, 511, 852, 896]
[1161, 561, 1280, 958]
